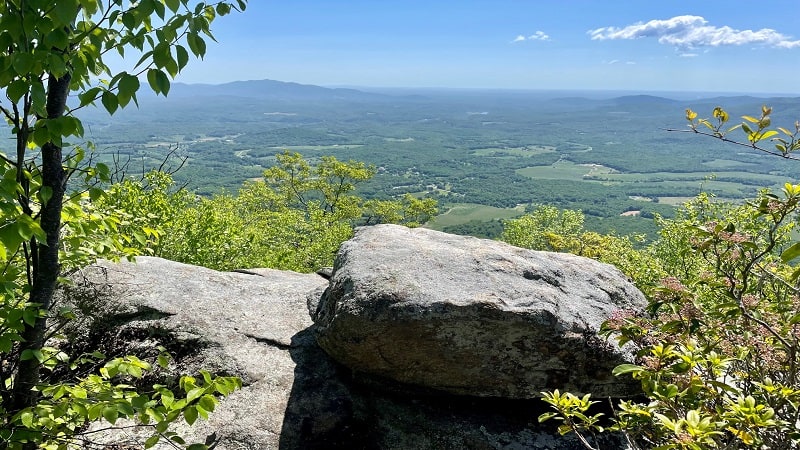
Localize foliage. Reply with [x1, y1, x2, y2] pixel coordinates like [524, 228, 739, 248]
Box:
[103, 152, 438, 272]
[538, 108, 800, 449]
[500, 205, 665, 293]
[0, 1, 246, 448]
[501, 205, 584, 252]
[11, 352, 241, 449]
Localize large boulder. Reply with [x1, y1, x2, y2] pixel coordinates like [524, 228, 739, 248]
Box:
[313, 224, 646, 399]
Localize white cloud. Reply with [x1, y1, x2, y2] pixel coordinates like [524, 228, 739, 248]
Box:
[512, 31, 550, 43]
[589, 15, 800, 49]
[529, 31, 550, 41]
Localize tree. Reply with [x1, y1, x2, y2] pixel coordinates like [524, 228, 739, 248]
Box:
[501, 205, 584, 252]
[0, 1, 246, 447]
[98, 152, 439, 273]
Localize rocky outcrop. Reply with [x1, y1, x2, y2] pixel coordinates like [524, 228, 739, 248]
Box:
[63, 222, 643, 449]
[313, 224, 646, 399]
[64, 257, 340, 449]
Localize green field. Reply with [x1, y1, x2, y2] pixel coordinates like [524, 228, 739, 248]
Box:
[514, 160, 788, 199]
[515, 161, 617, 180]
[658, 197, 698, 205]
[429, 203, 525, 229]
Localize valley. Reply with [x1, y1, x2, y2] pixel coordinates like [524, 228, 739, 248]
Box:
[74, 80, 800, 239]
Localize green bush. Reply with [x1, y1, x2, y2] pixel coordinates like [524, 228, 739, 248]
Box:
[534, 107, 800, 449]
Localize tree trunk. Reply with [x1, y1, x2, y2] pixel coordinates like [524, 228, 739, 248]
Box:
[9, 73, 71, 414]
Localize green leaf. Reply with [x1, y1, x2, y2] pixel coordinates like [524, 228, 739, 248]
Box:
[175, 45, 189, 71]
[186, 445, 208, 450]
[153, 42, 173, 69]
[51, 0, 80, 26]
[156, 420, 170, 433]
[145, 434, 160, 449]
[147, 69, 171, 96]
[11, 53, 34, 74]
[216, 3, 231, 15]
[22, 308, 40, 326]
[186, 33, 207, 58]
[0, 222, 24, 255]
[186, 387, 205, 403]
[89, 187, 105, 201]
[101, 91, 119, 115]
[198, 394, 217, 413]
[160, 389, 174, 408]
[781, 242, 800, 263]
[758, 130, 778, 140]
[0, 336, 11, 352]
[742, 115, 760, 123]
[103, 406, 119, 424]
[538, 412, 559, 423]
[153, 0, 166, 18]
[6, 79, 29, 103]
[184, 406, 198, 425]
[21, 349, 44, 362]
[157, 353, 170, 369]
[38, 186, 53, 206]
[78, 87, 102, 107]
[118, 74, 140, 107]
[612, 363, 644, 377]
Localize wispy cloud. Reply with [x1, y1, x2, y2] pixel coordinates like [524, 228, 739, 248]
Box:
[511, 31, 550, 43]
[605, 59, 636, 65]
[589, 15, 800, 49]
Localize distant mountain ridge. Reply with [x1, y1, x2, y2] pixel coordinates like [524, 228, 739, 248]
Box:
[168, 79, 390, 101]
[166, 79, 799, 108]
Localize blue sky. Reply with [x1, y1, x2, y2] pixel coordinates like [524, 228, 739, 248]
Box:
[176, 0, 800, 94]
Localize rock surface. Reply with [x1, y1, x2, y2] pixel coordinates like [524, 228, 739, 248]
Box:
[313, 224, 646, 399]
[64, 257, 339, 449]
[64, 244, 633, 449]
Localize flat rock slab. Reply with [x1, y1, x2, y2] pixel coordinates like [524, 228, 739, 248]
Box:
[313, 224, 646, 399]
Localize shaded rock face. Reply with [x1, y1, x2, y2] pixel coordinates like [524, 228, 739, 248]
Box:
[313, 224, 647, 399]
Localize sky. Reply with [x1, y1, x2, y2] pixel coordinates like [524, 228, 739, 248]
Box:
[172, 0, 800, 94]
